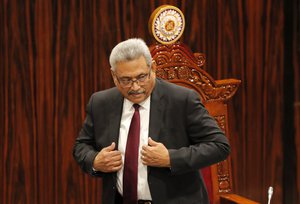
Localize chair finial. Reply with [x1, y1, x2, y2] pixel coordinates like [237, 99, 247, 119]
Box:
[149, 5, 185, 45]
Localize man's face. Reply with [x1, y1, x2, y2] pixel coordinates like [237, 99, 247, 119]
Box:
[111, 56, 156, 104]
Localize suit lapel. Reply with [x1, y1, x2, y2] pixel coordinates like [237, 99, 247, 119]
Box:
[149, 79, 164, 141]
[108, 91, 123, 147]
[107, 79, 165, 145]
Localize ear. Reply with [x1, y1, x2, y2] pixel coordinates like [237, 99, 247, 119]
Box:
[111, 69, 118, 84]
[151, 61, 157, 72]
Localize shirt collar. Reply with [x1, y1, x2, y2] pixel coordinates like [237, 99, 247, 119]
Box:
[124, 96, 151, 111]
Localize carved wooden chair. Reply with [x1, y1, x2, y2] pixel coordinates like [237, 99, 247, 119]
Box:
[148, 5, 259, 204]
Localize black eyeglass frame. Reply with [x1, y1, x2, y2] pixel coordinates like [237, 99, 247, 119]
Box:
[113, 69, 152, 88]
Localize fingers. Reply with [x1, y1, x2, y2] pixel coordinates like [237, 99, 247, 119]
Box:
[99, 143, 121, 161]
[141, 150, 159, 166]
[94, 152, 122, 173]
[102, 148, 122, 163]
[107, 159, 123, 171]
[100, 142, 121, 162]
[110, 151, 122, 161]
[141, 139, 170, 167]
[93, 142, 123, 172]
[141, 145, 155, 164]
[148, 137, 158, 146]
[104, 142, 116, 151]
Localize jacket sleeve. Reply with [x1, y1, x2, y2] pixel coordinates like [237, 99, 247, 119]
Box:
[72, 94, 102, 177]
[168, 90, 231, 175]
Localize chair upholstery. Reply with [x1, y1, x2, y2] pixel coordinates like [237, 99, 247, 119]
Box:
[149, 42, 259, 204]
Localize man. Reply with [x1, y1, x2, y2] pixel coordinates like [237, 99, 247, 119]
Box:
[73, 38, 230, 204]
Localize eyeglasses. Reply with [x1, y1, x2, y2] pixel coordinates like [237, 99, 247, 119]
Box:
[114, 70, 151, 88]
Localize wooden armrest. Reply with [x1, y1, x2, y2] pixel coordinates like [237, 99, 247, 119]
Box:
[220, 194, 259, 204]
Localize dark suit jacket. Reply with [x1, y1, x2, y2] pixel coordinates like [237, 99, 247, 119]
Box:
[73, 78, 230, 204]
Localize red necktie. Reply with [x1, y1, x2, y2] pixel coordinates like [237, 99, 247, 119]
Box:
[123, 104, 140, 204]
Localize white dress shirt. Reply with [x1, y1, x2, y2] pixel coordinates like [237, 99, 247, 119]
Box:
[116, 97, 152, 200]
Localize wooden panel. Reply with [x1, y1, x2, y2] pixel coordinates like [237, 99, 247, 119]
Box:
[292, 0, 300, 202]
[1, 0, 298, 204]
[220, 194, 259, 204]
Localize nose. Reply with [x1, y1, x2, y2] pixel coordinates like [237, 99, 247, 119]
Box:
[130, 80, 141, 90]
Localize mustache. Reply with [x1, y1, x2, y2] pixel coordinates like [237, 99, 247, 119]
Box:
[128, 90, 145, 95]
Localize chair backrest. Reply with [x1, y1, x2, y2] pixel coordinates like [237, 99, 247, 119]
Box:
[149, 41, 241, 203]
[148, 5, 241, 203]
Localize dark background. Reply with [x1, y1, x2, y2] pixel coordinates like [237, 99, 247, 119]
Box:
[1, 0, 299, 203]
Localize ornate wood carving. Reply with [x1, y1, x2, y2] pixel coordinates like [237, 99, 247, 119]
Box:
[150, 41, 239, 200]
[217, 161, 232, 193]
[214, 115, 226, 132]
[215, 115, 232, 193]
[150, 43, 241, 103]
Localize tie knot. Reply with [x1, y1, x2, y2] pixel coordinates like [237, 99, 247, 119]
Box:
[133, 104, 140, 110]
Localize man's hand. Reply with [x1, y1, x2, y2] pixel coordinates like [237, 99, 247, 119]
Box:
[93, 142, 122, 172]
[141, 137, 170, 167]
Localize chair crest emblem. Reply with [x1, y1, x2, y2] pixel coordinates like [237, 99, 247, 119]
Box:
[149, 5, 185, 44]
